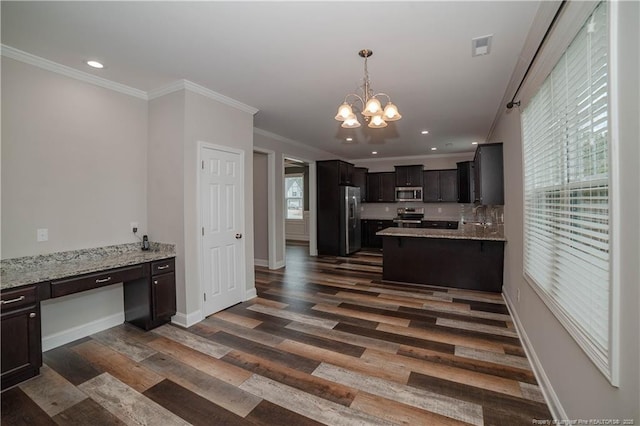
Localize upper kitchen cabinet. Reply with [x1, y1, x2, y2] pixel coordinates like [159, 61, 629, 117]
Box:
[352, 167, 368, 202]
[423, 169, 458, 203]
[395, 165, 424, 187]
[317, 160, 356, 186]
[457, 161, 475, 203]
[338, 161, 355, 186]
[473, 143, 504, 205]
[366, 172, 396, 202]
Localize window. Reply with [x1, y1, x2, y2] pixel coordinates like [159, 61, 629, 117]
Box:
[522, 2, 614, 381]
[285, 174, 304, 220]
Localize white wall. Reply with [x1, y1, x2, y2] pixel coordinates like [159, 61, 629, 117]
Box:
[148, 91, 186, 315]
[253, 152, 269, 265]
[1, 57, 148, 346]
[1, 58, 148, 257]
[489, 1, 639, 419]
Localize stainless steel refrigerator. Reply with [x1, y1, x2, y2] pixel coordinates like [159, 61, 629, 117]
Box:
[339, 186, 361, 256]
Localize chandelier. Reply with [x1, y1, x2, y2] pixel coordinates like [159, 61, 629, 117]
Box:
[334, 49, 402, 129]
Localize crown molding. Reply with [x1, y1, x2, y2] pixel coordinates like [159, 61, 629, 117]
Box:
[1, 44, 148, 100]
[2, 45, 260, 115]
[148, 79, 259, 115]
[253, 127, 337, 158]
[349, 151, 475, 163]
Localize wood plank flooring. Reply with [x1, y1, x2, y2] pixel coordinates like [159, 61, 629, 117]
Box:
[1, 244, 552, 425]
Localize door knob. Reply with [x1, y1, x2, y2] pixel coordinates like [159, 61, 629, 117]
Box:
[235, 233, 243, 239]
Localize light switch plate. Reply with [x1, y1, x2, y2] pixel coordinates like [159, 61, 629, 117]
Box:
[37, 228, 48, 242]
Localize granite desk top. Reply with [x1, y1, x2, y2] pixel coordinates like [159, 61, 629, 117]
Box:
[1, 243, 176, 290]
[376, 224, 506, 242]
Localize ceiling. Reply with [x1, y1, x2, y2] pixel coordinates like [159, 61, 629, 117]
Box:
[1, 1, 542, 160]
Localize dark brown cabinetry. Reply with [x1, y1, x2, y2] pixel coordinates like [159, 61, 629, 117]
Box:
[395, 165, 424, 187]
[382, 237, 505, 292]
[317, 160, 357, 255]
[474, 143, 504, 205]
[1, 286, 42, 390]
[362, 219, 394, 249]
[456, 161, 475, 203]
[352, 167, 368, 202]
[338, 161, 355, 185]
[366, 172, 396, 202]
[124, 259, 176, 331]
[422, 170, 458, 202]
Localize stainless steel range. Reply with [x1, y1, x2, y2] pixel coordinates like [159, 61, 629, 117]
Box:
[392, 207, 424, 228]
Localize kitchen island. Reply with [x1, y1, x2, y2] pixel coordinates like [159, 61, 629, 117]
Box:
[377, 224, 505, 292]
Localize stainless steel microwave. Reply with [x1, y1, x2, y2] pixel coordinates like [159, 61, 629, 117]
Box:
[395, 186, 423, 202]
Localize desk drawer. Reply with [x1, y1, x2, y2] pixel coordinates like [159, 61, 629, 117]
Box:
[1, 286, 37, 312]
[151, 259, 175, 275]
[51, 265, 146, 298]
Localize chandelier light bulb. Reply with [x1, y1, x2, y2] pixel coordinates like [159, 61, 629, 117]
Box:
[383, 103, 402, 121]
[335, 103, 353, 121]
[342, 115, 361, 128]
[363, 98, 382, 116]
[368, 114, 388, 128]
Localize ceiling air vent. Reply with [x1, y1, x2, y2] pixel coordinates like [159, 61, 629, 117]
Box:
[471, 35, 493, 57]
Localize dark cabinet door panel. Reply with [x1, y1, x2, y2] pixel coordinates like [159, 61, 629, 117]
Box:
[152, 272, 177, 320]
[1, 285, 42, 390]
[439, 170, 458, 202]
[423, 171, 440, 202]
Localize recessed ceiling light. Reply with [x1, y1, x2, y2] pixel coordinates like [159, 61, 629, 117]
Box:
[86, 60, 104, 69]
[421, 130, 429, 135]
[346, 137, 353, 142]
[431, 147, 437, 151]
[472, 141, 479, 145]
[372, 151, 378, 155]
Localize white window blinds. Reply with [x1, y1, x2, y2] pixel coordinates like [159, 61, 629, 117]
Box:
[522, 2, 612, 379]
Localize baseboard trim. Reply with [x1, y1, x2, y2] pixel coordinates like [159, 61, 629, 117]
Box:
[503, 291, 567, 420]
[254, 258, 269, 267]
[273, 260, 285, 270]
[41, 312, 124, 351]
[171, 310, 202, 328]
[244, 288, 258, 301]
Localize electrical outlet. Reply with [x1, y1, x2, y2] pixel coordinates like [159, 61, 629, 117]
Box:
[385, 207, 389, 212]
[130, 222, 139, 233]
[438, 207, 442, 213]
[37, 228, 48, 242]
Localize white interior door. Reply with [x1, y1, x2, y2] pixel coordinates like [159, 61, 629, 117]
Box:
[200, 145, 244, 317]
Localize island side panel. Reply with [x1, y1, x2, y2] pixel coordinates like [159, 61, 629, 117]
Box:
[382, 236, 504, 292]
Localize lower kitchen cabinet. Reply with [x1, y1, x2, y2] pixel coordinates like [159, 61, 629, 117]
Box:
[124, 259, 177, 331]
[362, 219, 394, 249]
[1, 286, 42, 390]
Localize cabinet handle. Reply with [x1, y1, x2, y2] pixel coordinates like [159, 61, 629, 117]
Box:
[29, 312, 36, 318]
[95, 277, 112, 284]
[157, 265, 170, 270]
[1, 295, 25, 305]
[154, 280, 159, 285]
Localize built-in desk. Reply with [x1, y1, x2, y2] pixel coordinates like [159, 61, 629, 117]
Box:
[0, 243, 176, 390]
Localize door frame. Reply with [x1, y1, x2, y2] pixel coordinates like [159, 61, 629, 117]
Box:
[253, 147, 277, 269]
[282, 154, 317, 264]
[197, 141, 246, 318]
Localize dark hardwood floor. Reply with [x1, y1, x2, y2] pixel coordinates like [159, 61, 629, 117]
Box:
[1, 244, 551, 425]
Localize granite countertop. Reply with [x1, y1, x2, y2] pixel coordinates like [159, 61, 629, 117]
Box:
[376, 224, 506, 242]
[1, 242, 175, 290]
